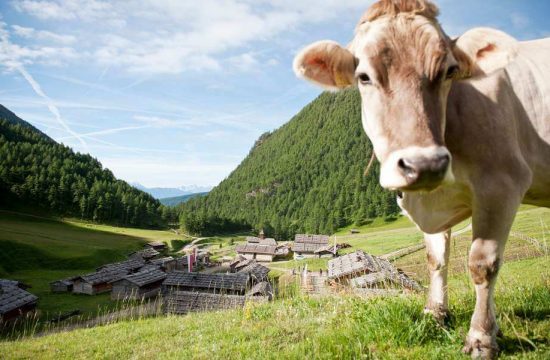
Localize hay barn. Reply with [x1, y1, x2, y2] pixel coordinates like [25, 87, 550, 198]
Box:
[163, 272, 249, 296]
[72, 269, 128, 295]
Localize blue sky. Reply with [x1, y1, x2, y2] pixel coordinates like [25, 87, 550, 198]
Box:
[1, 1, 549, 188]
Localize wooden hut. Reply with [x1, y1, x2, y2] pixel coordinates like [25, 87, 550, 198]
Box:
[328, 251, 422, 291]
[163, 272, 249, 296]
[50, 277, 77, 293]
[235, 243, 277, 262]
[293, 234, 331, 259]
[149, 257, 176, 272]
[72, 269, 128, 295]
[0, 280, 38, 322]
[164, 291, 248, 315]
[129, 247, 160, 260]
[110, 269, 167, 300]
[236, 261, 270, 283]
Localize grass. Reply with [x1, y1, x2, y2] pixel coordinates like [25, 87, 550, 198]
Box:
[1, 256, 548, 359]
[0, 211, 190, 318]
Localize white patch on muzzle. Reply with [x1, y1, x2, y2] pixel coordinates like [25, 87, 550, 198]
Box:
[379, 146, 455, 190]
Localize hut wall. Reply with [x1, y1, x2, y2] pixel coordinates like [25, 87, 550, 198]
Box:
[50, 283, 72, 293]
[0, 303, 37, 322]
[240, 253, 255, 260]
[255, 254, 274, 262]
[294, 252, 319, 259]
[93, 282, 112, 295]
[72, 280, 93, 295]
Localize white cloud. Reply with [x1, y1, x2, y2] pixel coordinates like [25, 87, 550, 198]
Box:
[10, 0, 371, 75]
[12, 25, 76, 45]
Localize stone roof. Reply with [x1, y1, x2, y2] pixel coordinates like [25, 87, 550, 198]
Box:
[164, 291, 246, 315]
[0, 282, 38, 315]
[163, 272, 249, 292]
[259, 238, 277, 246]
[113, 269, 167, 287]
[237, 261, 270, 281]
[235, 243, 277, 256]
[50, 278, 76, 286]
[246, 236, 261, 243]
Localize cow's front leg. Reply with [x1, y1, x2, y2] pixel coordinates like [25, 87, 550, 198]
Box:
[423, 230, 451, 323]
[462, 198, 520, 359]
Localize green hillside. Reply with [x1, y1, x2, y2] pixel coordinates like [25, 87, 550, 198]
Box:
[0, 107, 165, 228]
[0, 210, 190, 317]
[180, 90, 399, 238]
[160, 192, 208, 207]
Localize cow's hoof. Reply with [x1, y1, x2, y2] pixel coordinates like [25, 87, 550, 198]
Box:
[462, 332, 499, 359]
[423, 306, 449, 325]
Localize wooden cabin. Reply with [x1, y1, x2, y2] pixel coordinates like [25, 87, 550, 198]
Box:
[164, 291, 247, 315]
[148, 257, 176, 273]
[328, 251, 422, 291]
[50, 277, 77, 293]
[72, 269, 128, 295]
[236, 261, 270, 283]
[111, 269, 167, 300]
[292, 234, 332, 259]
[163, 272, 249, 296]
[0, 280, 38, 323]
[235, 243, 277, 262]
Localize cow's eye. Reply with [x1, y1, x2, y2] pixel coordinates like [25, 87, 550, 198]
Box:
[357, 73, 372, 85]
[446, 65, 460, 79]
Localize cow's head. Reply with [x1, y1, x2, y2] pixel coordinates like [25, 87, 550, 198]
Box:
[294, 0, 518, 192]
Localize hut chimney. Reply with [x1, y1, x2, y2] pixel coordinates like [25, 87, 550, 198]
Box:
[259, 229, 265, 240]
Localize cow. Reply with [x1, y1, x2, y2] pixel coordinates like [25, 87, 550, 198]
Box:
[293, 0, 550, 358]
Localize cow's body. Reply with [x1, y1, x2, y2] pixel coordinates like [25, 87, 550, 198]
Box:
[293, 1, 550, 358]
[401, 37, 550, 234]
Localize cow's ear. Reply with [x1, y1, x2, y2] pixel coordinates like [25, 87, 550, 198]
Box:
[293, 40, 357, 91]
[452, 28, 519, 79]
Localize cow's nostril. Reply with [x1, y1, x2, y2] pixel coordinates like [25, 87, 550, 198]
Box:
[397, 158, 418, 179]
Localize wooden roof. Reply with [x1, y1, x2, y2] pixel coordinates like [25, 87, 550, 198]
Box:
[328, 251, 383, 279]
[164, 291, 246, 315]
[113, 269, 167, 287]
[98, 258, 145, 273]
[163, 272, 249, 292]
[294, 234, 329, 244]
[329, 251, 422, 291]
[237, 261, 270, 281]
[149, 257, 175, 266]
[235, 243, 277, 255]
[77, 269, 128, 285]
[0, 282, 38, 315]
[129, 248, 160, 259]
[246, 281, 273, 297]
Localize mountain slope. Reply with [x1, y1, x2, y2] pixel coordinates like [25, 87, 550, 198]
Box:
[0, 106, 164, 228]
[180, 90, 399, 238]
[160, 192, 208, 207]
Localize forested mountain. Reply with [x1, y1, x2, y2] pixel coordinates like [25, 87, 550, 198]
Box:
[0, 107, 165, 228]
[179, 90, 399, 238]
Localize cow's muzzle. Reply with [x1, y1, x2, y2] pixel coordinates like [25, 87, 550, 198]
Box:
[397, 153, 450, 191]
[379, 146, 453, 192]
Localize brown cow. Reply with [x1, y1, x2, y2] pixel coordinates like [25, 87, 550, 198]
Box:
[293, 0, 550, 358]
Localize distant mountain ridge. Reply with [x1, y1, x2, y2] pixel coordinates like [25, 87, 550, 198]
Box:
[133, 183, 212, 199]
[159, 192, 209, 207]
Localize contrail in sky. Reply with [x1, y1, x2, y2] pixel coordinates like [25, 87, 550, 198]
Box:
[15, 66, 89, 151]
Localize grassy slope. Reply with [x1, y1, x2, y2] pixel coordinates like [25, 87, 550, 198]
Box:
[1, 207, 549, 358]
[1, 257, 548, 359]
[0, 211, 190, 317]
